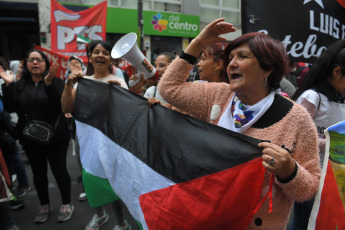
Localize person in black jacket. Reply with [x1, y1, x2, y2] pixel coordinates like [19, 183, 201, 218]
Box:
[0, 49, 73, 224]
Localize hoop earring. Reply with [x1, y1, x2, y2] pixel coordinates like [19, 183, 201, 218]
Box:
[263, 77, 268, 87]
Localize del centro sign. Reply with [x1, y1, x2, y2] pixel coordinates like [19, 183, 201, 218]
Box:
[143, 11, 199, 37]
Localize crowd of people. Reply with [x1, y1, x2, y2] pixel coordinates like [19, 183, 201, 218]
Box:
[0, 17, 344, 230]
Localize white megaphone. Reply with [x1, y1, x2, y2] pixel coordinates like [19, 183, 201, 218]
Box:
[111, 32, 156, 88]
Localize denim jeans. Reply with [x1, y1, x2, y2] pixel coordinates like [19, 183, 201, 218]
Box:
[2, 143, 28, 188]
[288, 198, 314, 230]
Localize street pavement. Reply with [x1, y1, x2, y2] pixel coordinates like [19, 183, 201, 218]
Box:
[12, 140, 139, 230]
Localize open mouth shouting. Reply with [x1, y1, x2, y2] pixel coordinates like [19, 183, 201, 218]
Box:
[95, 59, 106, 65]
[230, 72, 242, 81]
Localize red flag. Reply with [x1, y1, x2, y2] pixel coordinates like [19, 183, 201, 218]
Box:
[140, 158, 265, 230]
[308, 121, 345, 229]
[50, 0, 107, 63]
[35, 45, 70, 79]
[314, 161, 345, 229]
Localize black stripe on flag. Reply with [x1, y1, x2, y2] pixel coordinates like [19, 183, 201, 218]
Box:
[74, 78, 263, 183]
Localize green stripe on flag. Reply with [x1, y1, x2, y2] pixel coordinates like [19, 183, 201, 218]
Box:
[82, 168, 119, 207]
[77, 35, 91, 44]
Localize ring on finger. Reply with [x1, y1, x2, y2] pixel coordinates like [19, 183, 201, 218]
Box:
[268, 157, 274, 166]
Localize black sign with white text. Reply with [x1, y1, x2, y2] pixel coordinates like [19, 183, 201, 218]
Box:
[242, 0, 345, 63]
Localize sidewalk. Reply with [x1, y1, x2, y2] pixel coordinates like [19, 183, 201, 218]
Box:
[12, 140, 138, 230]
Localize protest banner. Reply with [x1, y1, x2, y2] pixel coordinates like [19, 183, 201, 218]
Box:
[50, 0, 107, 63]
[242, 0, 345, 63]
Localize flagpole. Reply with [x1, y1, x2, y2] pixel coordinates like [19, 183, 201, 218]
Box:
[138, 0, 143, 51]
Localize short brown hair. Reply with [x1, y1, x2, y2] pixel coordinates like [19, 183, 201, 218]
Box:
[224, 32, 289, 91]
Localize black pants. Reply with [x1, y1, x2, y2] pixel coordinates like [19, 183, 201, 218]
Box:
[23, 139, 71, 205]
[0, 201, 16, 230]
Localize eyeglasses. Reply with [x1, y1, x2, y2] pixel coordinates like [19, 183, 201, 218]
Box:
[27, 58, 45, 63]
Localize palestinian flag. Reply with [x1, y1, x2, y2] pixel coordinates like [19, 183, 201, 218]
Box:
[75, 78, 266, 230]
[76, 34, 91, 44]
[308, 120, 345, 229]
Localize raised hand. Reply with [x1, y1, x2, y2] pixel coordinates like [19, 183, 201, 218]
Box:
[129, 74, 146, 91]
[185, 18, 236, 57]
[0, 65, 14, 86]
[196, 18, 237, 47]
[44, 62, 59, 86]
[66, 61, 84, 86]
[148, 97, 161, 107]
[69, 61, 83, 76]
[107, 80, 121, 86]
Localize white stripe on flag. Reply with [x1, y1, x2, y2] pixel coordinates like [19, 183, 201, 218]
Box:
[77, 120, 175, 230]
[307, 128, 331, 229]
[59, 52, 87, 56]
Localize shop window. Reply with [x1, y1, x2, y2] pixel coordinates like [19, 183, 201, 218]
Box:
[109, 0, 119, 6]
[83, 0, 105, 5]
[153, 2, 181, 12]
[200, 0, 241, 24]
[121, 0, 138, 8]
[200, 8, 219, 21]
[200, 0, 218, 6]
[222, 10, 240, 24]
[223, 0, 240, 8]
[150, 36, 181, 63]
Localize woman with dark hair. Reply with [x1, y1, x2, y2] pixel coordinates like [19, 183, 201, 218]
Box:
[289, 39, 345, 230]
[0, 49, 73, 224]
[197, 42, 229, 83]
[143, 52, 176, 105]
[158, 18, 321, 229]
[61, 40, 130, 230]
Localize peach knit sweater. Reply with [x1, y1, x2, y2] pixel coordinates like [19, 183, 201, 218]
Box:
[158, 57, 321, 230]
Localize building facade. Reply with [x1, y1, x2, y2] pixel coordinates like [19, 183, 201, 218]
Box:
[0, 0, 242, 63]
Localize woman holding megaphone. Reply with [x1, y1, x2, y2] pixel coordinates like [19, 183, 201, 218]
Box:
[61, 40, 130, 230]
[128, 51, 175, 97]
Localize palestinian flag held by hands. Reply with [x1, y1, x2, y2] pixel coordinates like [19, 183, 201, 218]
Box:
[75, 78, 266, 230]
[308, 120, 345, 230]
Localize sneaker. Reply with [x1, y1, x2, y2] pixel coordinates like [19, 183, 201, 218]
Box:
[78, 192, 87, 201]
[86, 212, 109, 230]
[113, 220, 131, 230]
[57, 203, 74, 222]
[34, 204, 52, 223]
[10, 199, 24, 211]
[13, 185, 31, 198]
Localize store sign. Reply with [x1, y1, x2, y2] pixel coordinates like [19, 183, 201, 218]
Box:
[143, 12, 199, 37]
[242, 0, 345, 63]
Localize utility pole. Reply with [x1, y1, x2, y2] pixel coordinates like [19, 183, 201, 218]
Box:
[138, 0, 144, 51]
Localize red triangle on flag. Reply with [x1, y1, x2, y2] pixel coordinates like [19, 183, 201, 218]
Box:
[140, 158, 265, 230]
[315, 161, 345, 229]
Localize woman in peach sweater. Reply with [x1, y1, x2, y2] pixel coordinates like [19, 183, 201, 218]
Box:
[158, 18, 321, 230]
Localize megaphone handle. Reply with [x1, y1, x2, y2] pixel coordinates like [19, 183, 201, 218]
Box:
[128, 77, 141, 88]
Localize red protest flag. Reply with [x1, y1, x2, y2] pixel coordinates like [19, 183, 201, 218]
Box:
[50, 0, 107, 63]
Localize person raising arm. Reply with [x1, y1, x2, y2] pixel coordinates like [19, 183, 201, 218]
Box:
[158, 18, 320, 230]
